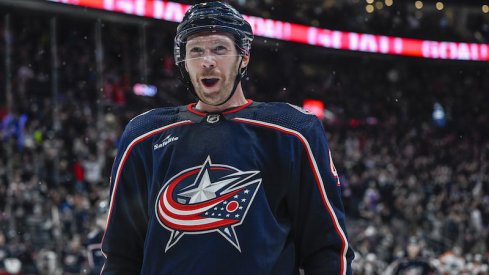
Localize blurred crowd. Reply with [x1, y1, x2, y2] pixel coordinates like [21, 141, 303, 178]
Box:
[0, 3, 488, 275]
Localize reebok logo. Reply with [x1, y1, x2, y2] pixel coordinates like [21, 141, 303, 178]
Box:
[154, 135, 179, 150]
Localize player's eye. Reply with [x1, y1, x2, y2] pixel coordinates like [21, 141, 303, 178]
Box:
[213, 45, 228, 55]
[188, 47, 204, 57]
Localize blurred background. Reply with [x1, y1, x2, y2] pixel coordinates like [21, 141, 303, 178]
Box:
[0, 0, 488, 274]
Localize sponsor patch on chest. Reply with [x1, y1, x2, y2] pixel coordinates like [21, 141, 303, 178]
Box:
[154, 135, 179, 150]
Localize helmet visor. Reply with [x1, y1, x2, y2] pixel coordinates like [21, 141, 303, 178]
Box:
[175, 26, 250, 65]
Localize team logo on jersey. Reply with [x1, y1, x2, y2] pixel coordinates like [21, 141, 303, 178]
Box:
[155, 156, 261, 252]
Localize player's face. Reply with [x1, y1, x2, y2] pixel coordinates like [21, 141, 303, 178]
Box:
[185, 33, 247, 105]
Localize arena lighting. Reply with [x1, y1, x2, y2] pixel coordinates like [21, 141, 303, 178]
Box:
[133, 83, 157, 96]
[375, 2, 384, 10]
[483, 5, 489, 13]
[366, 4, 375, 13]
[46, 0, 489, 61]
[366, 0, 374, 4]
[436, 2, 444, 10]
[415, 1, 423, 9]
[432, 102, 446, 128]
[302, 99, 324, 120]
[385, 0, 393, 7]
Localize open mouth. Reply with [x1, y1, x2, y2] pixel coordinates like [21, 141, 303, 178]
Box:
[201, 78, 219, 88]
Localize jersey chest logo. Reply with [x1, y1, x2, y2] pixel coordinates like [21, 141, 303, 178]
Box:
[155, 156, 262, 252]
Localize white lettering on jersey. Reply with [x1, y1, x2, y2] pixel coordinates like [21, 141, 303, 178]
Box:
[154, 135, 179, 150]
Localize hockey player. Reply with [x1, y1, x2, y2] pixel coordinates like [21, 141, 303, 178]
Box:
[101, 2, 354, 274]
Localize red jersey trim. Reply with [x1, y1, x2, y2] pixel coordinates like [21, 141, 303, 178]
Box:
[186, 99, 254, 116]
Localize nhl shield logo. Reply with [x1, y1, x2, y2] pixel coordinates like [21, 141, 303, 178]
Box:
[155, 156, 262, 252]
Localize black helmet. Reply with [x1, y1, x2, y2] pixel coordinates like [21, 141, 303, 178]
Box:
[174, 1, 253, 65]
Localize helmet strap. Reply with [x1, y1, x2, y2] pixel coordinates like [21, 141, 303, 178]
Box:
[212, 56, 244, 106]
[177, 62, 199, 101]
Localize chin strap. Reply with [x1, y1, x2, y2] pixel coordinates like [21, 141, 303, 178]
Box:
[178, 56, 246, 107]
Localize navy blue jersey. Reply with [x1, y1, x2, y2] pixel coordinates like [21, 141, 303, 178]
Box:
[101, 100, 354, 275]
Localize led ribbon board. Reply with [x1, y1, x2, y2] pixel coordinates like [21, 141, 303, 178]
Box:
[48, 0, 489, 61]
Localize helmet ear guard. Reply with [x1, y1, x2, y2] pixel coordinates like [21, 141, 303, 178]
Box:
[174, 2, 253, 106]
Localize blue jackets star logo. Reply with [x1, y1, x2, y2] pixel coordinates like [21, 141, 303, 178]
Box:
[155, 156, 262, 252]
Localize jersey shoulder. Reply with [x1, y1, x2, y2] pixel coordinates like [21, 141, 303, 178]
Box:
[120, 106, 181, 145]
[247, 101, 321, 133]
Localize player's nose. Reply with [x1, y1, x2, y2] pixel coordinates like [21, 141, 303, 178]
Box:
[201, 54, 216, 69]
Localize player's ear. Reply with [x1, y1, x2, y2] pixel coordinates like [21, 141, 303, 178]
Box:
[241, 54, 250, 68]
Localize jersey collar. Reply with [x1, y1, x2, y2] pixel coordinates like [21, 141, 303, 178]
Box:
[186, 99, 254, 117]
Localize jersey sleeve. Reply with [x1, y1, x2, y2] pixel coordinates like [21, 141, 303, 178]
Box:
[100, 121, 149, 274]
[295, 117, 354, 275]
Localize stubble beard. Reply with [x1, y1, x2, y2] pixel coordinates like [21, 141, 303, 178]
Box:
[196, 76, 229, 105]
[192, 57, 241, 106]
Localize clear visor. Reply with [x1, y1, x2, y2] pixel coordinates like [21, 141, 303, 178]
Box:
[174, 25, 251, 65]
[177, 35, 244, 65]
